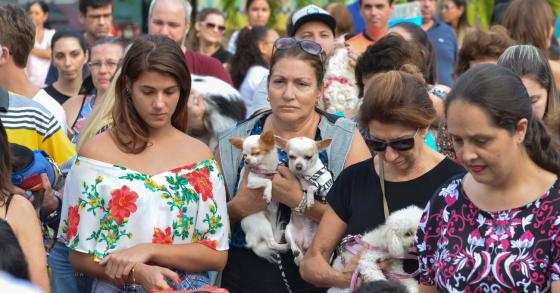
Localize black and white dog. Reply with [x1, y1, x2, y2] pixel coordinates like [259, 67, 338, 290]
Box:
[190, 75, 247, 149]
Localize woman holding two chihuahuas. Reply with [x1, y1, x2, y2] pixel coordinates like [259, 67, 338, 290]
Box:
[300, 66, 466, 290]
[417, 65, 560, 292]
[217, 37, 371, 292]
[58, 35, 229, 292]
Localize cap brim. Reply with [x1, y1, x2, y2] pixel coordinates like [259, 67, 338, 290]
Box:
[289, 14, 336, 37]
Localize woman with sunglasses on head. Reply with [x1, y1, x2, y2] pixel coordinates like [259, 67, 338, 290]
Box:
[218, 37, 371, 293]
[229, 25, 279, 112]
[416, 64, 560, 292]
[62, 37, 125, 142]
[188, 8, 232, 65]
[300, 65, 465, 289]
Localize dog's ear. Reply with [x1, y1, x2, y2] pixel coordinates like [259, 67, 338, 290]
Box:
[260, 130, 275, 147]
[384, 227, 405, 257]
[228, 137, 244, 150]
[275, 136, 288, 151]
[316, 139, 332, 150]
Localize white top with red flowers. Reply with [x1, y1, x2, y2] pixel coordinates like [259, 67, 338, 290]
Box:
[58, 156, 229, 261]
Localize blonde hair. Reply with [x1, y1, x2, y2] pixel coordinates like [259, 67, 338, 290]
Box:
[75, 67, 120, 152]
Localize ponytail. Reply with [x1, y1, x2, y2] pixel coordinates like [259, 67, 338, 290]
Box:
[524, 117, 560, 174]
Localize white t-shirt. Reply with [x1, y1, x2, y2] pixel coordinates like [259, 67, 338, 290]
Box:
[33, 89, 67, 135]
[240, 65, 269, 117]
[26, 29, 55, 87]
[227, 30, 240, 54]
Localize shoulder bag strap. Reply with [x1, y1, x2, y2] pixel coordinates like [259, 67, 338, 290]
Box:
[379, 160, 389, 219]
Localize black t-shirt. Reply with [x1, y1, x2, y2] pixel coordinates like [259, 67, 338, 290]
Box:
[212, 46, 233, 64]
[328, 157, 466, 236]
[43, 84, 71, 105]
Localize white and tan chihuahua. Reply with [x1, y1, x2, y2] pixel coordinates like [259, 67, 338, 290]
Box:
[276, 136, 333, 265]
[229, 130, 288, 262]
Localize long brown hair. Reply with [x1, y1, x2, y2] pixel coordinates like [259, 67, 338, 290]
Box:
[0, 120, 13, 207]
[112, 35, 191, 154]
[502, 0, 555, 58]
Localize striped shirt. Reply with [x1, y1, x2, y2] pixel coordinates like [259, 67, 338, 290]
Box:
[0, 88, 75, 165]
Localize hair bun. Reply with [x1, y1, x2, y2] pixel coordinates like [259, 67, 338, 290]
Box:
[399, 64, 426, 86]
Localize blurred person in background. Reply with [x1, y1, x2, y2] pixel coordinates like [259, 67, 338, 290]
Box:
[25, 1, 55, 88]
[439, 0, 470, 47]
[189, 8, 232, 65]
[44, 29, 89, 105]
[79, 0, 113, 47]
[229, 26, 278, 112]
[228, 0, 271, 54]
[325, 2, 356, 39]
[346, 0, 394, 53]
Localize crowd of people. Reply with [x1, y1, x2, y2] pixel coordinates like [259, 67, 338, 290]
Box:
[1, 0, 560, 292]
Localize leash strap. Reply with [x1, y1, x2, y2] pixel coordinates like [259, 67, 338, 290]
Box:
[380, 160, 389, 219]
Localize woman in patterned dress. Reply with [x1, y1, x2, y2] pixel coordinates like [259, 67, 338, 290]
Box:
[417, 64, 560, 292]
[58, 35, 229, 292]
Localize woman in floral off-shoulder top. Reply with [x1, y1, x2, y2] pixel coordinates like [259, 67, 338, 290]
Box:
[416, 64, 560, 292]
[58, 35, 229, 292]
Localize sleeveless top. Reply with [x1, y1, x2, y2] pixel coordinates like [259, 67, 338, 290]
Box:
[69, 94, 96, 144]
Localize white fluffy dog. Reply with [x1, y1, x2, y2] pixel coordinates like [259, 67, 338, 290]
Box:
[329, 205, 423, 293]
[319, 37, 360, 115]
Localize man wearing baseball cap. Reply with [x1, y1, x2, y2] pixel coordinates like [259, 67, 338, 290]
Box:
[289, 4, 337, 56]
[347, 0, 394, 53]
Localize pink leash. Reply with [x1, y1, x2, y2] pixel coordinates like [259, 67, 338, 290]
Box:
[344, 235, 419, 292]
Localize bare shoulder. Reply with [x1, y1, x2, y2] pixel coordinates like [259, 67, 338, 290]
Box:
[78, 131, 118, 161]
[177, 132, 214, 161]
[6, 194, 37, 233]
[62, 95, 84, 113]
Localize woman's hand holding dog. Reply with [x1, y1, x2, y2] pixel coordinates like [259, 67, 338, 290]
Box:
[272, 166, 304, 208]
[229, 168, 269, 222]
[133, 263, 180, 291]
[99, 243, 154, 280]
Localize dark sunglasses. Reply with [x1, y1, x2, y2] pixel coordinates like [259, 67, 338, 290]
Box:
[202, 22, 226, 33]
[366, 129, 420, 152]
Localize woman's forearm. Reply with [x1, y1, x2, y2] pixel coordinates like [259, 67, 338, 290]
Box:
[69, 250, 115, 283]
[150, 243, 228, 272]
[305, 201, 327, 222]
[31, 47, 51, 59]
[300, 250, 347, 288]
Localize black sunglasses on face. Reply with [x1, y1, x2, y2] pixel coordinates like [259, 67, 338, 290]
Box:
[366, 129, 420, 152]
[202, 22, 226, 33]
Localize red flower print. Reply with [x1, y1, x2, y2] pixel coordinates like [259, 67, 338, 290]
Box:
[170, 163, 197, 174]
[66, 205, 80, 240]
[108, 185, 138, 224]
[198, 239, 218, 250]
[184, 168, 213, 201]
[152, 227, 173, 244]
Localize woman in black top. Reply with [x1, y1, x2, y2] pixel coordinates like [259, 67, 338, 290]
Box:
[300, 65, 465, 288]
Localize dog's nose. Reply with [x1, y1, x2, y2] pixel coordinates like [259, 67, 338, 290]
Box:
[295, 164, 303, 171]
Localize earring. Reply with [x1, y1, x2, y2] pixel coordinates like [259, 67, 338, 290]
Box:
[124, 88, 132, 99]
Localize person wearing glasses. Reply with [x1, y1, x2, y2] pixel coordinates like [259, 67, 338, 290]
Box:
[229, 26, 279, 113]
[217, 37, 371, 292]
[300, 65, 465, 288]
[62, 37, 125, 143]
[188, 8, 232, 65]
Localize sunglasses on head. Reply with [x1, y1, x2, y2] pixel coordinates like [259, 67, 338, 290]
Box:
[273, 37, 324, 57]
[202, 22, 226, 33]
[366, 129, 420, 152]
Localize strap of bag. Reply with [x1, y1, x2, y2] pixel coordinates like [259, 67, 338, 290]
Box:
[379, 160, 389, 219]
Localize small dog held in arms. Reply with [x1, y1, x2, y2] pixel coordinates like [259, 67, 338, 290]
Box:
[329, 205, 424, 293]
[276, 136, 333, 265]
[319, 37, 360, 115]
[229, 130, 288, 262]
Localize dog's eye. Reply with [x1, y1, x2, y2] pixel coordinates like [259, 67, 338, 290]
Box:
[288, 155, 296, 160]
[405, 231, 415, 237]
[304, 156, 312, 160]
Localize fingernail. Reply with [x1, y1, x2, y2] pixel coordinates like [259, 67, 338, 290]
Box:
[176, 278, 181, 284]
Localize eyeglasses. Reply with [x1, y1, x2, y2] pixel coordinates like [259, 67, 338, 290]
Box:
[202, 22, 226, 33]
[273, 37, 324, 57]
[366, 129, 420, 152]
[88, 59, 120, 70]
[440, 4, 457, 11]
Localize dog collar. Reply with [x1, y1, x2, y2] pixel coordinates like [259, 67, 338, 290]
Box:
[249, 166, 278, 176]
[302, 166, 333, 192]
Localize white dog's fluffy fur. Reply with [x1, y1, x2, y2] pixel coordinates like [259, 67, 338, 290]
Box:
[329, 205, 424, 293]
[319, 37, 360, 114]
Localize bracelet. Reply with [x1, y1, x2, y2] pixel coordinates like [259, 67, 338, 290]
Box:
[127, 263, 137, 284]
[291, 190, 307, 215]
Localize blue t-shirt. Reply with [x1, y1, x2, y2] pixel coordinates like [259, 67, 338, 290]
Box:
[427, 18, 457, 87]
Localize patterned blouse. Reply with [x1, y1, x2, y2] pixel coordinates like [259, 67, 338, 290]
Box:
[58, 157, 229, 262]
[416, 176, 560, 292]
